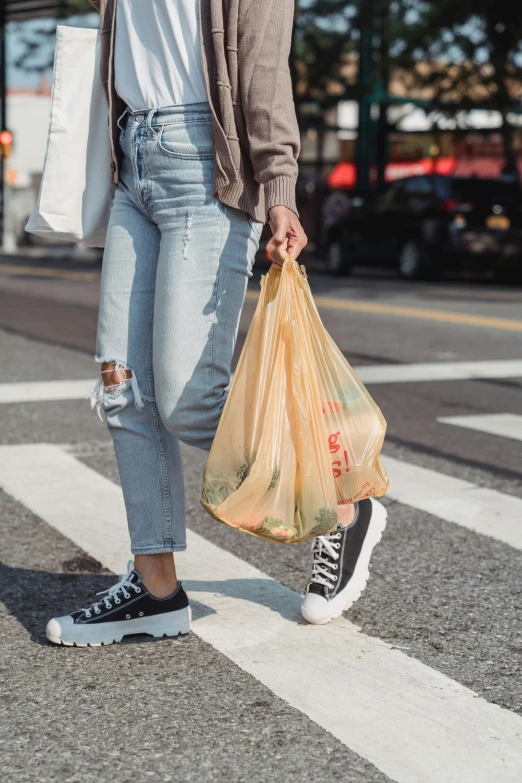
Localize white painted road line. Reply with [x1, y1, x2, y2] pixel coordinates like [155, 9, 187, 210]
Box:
[1, 443, 522, 783]
[1, 359, 522, 404]
[0, 443, 132, 572]
[385, 455, 522, 551]
[438, 413, 522, 443]
[356, 359, 522, 385]
[0, 379, 94, 404]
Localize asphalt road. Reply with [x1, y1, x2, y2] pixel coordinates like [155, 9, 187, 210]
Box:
[1, 254, 522, 783]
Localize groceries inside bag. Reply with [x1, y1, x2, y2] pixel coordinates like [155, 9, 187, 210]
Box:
[201, 255, 389, 544]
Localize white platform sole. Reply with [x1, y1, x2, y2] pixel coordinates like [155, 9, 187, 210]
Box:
[301, 499, 388, 625]
[46, 606, 191, 647]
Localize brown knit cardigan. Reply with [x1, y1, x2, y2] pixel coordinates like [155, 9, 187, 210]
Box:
[88, 0, 300, 221]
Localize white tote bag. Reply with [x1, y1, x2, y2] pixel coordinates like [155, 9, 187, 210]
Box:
[26, 26, 115, 247]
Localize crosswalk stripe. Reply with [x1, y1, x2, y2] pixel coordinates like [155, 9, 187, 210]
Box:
[1, 359, 522, 404]
[0, 379, 93, 404]
[1, 442, 521, 783]
[438, 413, 522, 443]
[385, 455, 522, 551]
[357, 359, 522, 385]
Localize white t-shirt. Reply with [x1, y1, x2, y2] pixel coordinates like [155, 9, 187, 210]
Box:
[114, 0, 208, 110]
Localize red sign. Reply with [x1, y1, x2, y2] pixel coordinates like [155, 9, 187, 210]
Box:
[327, 158, 457, 189]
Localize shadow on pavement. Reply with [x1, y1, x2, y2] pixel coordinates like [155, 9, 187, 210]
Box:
[0, 561, 116, 646]
[184, 578, 304, 624]
[0, 563, 304, 648]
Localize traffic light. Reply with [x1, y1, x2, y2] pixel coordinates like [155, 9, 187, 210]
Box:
[0, 130, 13, 161]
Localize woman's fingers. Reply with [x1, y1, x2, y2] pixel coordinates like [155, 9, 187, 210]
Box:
[266, 211, 290, 266]
[267, 205, 307, 266]
[287, 229, 308, 260]
[266, 235, 288, 267]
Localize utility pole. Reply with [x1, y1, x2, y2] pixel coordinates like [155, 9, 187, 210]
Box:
[375, 104, 388, 189]
[355, 0, 392, 192]
[375, 0, 390, 189]
[355, 0, 376, 193]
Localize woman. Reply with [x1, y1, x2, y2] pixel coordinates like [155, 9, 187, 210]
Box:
[46, 0, 386, 647]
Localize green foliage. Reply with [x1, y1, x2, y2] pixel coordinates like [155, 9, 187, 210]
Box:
[296, 0, 522, 161]
[387, 0, 522, 163]
[12, 1, 96, 74]
[236, 463, 249, 487]
[294, 0, 359, 103]
[260, 517, 297, 539]
[201, 482, 236, 509]
[261, 517, 287, 530]
[201, 463, 250, 509]
[268, 466, 280, 491]
[388, 1, 522, 104]
[314, 507, 339, 535]
[57, 0, 94, 13]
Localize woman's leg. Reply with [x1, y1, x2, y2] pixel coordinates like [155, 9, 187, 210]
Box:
[45, 135, 196, 644]
[94, 176, 186, 596]
[94, 105, 262, 602]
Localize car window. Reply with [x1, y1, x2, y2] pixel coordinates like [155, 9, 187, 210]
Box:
[452, 179, 521, 207]
[404, 177, 433, 195]
[375, 181, 407, 205]
[434, 176, 453, 200]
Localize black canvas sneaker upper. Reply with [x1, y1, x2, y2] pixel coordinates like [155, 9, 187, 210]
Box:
[68, 564, 189, 626]
[306, 499, 373, 601]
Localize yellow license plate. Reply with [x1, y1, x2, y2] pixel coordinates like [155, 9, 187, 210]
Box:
[486, 215, 510, 230]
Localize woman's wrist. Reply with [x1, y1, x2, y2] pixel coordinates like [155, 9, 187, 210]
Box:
[264, 176, 299, 220]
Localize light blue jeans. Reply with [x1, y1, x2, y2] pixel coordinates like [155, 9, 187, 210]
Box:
[92, 103, 262, 554]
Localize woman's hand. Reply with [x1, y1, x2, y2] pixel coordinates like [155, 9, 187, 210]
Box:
[266, 206, 308, 268]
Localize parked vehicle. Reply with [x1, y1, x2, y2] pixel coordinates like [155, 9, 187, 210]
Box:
[325, 174, 522, 282]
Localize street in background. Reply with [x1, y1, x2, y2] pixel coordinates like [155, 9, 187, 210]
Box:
[325, 174, 522, 283]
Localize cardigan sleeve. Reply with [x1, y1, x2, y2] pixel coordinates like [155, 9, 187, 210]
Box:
[88, 0, 101, 10]
[237, 0, 300, 216]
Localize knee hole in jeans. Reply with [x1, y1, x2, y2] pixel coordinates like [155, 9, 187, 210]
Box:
[101, 361, 133, 395]
[90, 359, 145, 419]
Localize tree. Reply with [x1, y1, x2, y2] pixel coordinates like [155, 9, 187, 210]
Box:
[387, 0, 522, 167]
[12, 1, 95, 74]
[294, 0, 522, 166]
[293, 0, 359, 106]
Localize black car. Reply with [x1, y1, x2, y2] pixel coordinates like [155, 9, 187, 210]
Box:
[325, 174, 522, 282]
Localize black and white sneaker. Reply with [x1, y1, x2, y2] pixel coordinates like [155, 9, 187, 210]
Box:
[46, 562, 191, 647]
[301, 498, 387, 625]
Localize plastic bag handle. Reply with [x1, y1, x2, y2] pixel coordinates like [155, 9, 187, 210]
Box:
[270, 253, 307, 279]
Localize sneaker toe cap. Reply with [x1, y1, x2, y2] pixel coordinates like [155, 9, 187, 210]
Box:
[301, 592, 330, 625]
[46, 615, 73, 643]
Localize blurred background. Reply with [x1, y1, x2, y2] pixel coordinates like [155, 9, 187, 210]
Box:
[2, 0, 522, 282]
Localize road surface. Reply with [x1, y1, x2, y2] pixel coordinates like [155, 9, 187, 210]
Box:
[1, 255, 521, 783]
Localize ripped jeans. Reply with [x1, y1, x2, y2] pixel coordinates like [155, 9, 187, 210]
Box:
[92, 103, 262, 554]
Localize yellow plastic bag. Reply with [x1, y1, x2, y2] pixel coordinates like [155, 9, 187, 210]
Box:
[201, 255, 389, 544]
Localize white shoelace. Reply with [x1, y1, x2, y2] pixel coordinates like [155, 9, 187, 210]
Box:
[309, 531, 342, 590]
[81, 561, 142, 618]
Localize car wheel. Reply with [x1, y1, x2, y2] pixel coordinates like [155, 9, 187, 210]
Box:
[398, 240, 439, 281]
[398, 241, 424, 279]
[326, 240, 352, 277]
